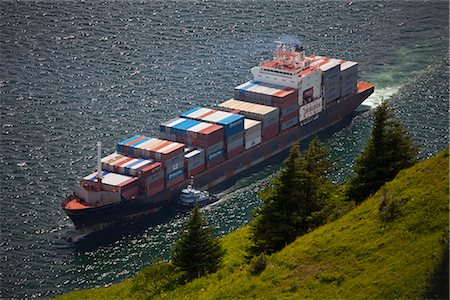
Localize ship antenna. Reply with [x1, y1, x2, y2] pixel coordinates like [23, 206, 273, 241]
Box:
[189, 176, 194, 189]
[96, 141, 103, 192]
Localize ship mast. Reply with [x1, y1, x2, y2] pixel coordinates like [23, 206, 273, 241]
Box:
[96, 141, 102, 192]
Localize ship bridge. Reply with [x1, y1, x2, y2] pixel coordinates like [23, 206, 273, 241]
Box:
[251, 43, 314, 89]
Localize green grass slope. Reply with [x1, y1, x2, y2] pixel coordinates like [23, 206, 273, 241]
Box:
[58, 149, 449, 300]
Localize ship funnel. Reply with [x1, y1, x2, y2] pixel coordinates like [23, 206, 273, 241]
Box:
[96, 141, 103, 180]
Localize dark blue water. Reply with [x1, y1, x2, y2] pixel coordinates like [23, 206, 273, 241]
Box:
[1, 1, 448, 298]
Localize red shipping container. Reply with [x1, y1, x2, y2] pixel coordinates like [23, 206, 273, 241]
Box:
[262, 122, 280, 141]
[207, 155, 225, 168]
[199, 124, 224, 145]
[226, 145, 244, 159]
[187, 165, 206, 177]
[145, 179, 164, 197]
[138, 162, 163, 179]
[125, 135, 147, 146]
[166, 174, 184, 188]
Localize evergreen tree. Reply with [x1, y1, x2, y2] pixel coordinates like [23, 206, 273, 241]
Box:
[250, 140, 334, 255]
[171, 204, 225, 280]
[303, 137, 335, 227]
[347, 101, 418, 203]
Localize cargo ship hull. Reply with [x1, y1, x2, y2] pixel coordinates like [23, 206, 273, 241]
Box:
[63, 84, 374, 230]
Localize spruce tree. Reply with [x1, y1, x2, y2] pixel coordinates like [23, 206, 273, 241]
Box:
[250, 141, 334, 255]
[303, 137, 335, 227]
[171, 204, 225, 280]
[347, 101, 418, 203]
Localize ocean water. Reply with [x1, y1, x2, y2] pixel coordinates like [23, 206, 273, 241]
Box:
[1, 1, 448, 298]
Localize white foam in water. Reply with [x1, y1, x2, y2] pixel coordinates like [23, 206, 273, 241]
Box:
[361, 85, 402, 109]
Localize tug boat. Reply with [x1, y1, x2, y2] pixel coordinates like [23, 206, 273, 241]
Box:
[176, 177, 219, 211]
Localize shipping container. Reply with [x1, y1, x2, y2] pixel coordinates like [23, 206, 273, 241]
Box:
[226, 137, 244, 158]
[245, 135, 262, 150]
[280, 115, 299, 131]
[117, 136, 185, 168]
[165, 167, 184, 188]
[218, 99, 279, 128]
[139, 162, 163, 182]
[280, 102, 299, 117]
[262, 122, 280, 141]
[340, 61, 358, 76]
[107, 156, 134, 173]
[324, 87, 341, 103]
[181, 107, 245, 138]
[244, 118, 262, 150]
[206, 141, 225, 167]
[145, 178, 164, 197]
[234, 81, 298, 107]
[206, 151, 225, 167]
[323, 77, 341, 103]
[184, 148, 206, 177]
[160, 117, 224, 149]
[81, 171, 139, 200]
[244, 119, 262, 136]
[280, 110, 299, 131]
[226, 130, 244, 144]
[341, 85, 358, 97]
[320, 60, 341, 84]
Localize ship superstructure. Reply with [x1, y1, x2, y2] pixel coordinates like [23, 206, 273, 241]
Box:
[62, 44, 374, 229]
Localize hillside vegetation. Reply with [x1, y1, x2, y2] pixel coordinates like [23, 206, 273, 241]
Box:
[58, 149, 449, 299]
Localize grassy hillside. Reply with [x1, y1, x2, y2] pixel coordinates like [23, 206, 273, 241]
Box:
[58, 149, 449, 299]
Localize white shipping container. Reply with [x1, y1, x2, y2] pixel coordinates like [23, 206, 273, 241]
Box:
[320, 60, 340, 73]
[83, 171, 137, 188]
[127, 160, 154, 176]
[245, 135, 262, 150]
[185, 149, 205, 170]
[101, 152, 123, 165]
[236, 81, 294, 97]
[245, 129, 261, 140]
[340, 61, 358, 72]
[244, 119, 262, 136]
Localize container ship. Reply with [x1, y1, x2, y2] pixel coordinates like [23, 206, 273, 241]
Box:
[62, 43, 374, 230]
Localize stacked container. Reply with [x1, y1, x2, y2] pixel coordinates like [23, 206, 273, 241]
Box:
[116, 136, 185, 188]
[234, 81, 299, 131]
[101, 152, 164, 196]
[160, 118, 225, 167]
[320, 60, 341, 103]
[218, 99, 279, 141]
[81, 171, 139, 200]
[309, 55, 330, 67]
[138, 162, 164, 197]
[234, 81, 298, 112]
[184, 148, 206, 177]
[244, 119, 262, 150]
[101, 153, 155, 176]
[340, 61, 358, 97]
[180, 107, 245, 159]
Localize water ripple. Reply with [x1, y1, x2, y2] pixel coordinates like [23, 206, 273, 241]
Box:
[0, 1, 448, 298]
